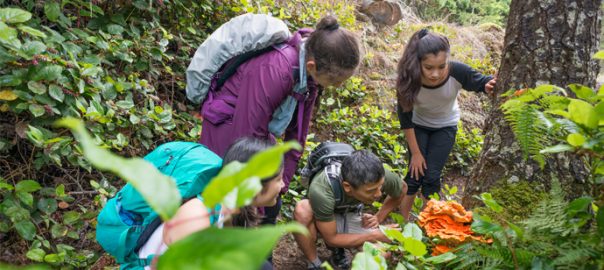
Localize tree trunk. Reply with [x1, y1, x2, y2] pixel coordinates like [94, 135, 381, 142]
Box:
[462, 0, 601, 207]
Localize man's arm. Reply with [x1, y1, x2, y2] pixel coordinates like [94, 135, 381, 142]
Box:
[315, 219, 390, 248]
[375, 193, 405, 223]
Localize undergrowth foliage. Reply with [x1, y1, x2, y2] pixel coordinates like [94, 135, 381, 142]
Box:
[0, 0, 357, 267]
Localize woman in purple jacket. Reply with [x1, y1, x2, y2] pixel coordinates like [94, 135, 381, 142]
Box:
[199, 15, 361, 224]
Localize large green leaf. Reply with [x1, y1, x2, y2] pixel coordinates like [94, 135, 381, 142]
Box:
[17, 25, 46, 38]
[15, 180, 41, 193]
[566, 133, 586, 147]
[0, 8, 32, 23]
[402, 237, 427, 257]
[55, 117, 181, 220]
[157, 223, 307, 270]
[29, 104, 45, 117]
[351, 251, 386, 270]
[568, 99, 598, 129]
[44, 3, 61, 22]
[402, 223, 423, 241]
[568, 84, 595, 100]
[202, 141, 301, 209]
[32, 65, 63, 81]
[0, 21, 20, 49]
[48, 84, 64, 102]
[22, 41, 47, 57]
[14, 220, 36, 241]
[566, 196, 592, 218]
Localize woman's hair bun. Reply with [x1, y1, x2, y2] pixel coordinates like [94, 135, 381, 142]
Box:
[316, 15, 339, 31]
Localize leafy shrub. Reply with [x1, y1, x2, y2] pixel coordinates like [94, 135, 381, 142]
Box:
[402, 0, 511, 27]
[448, 123, 484, 175]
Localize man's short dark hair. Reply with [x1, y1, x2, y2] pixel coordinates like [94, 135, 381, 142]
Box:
[341, 150, 385, 188]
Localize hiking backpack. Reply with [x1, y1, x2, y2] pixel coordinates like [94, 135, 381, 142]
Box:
[300, 142, 357, 208]
[95, 142, 222, 269]
[185, 13, 309, 137]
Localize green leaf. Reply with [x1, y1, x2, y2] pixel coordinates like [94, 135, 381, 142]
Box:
[27, 125, 45, 146]
[471, 214, 503, 234]
[26, 248, 46, 262]
[566, 197, 592, 218]
[50, 223, 67, 238]
[593, 50, 604, 60]
[157, 223, 307, 270]
[55, 117, 181, 221]
[62, 211, 80, 225]
[37, 198, 57, 214]
[81, 67, 102, 77]
[402, 223, 423, 241]
[29, 104, 45, 117]
[479, 193, 503, 213]
[221, 174, 263, 209]
[18, 25, 47, 38]
[202, 141, 301, 209]
[15, 180, 42, 193]
[540, 144, 573, 154]
[107, 24, 124, 35]
[597, 207, 604, 237]
[566, 133, 586, 147]
[424, 252, 456, 264]
[0, 21, 20, 48]
[44, 2, 61, 22]
[402, 237, 427, 257]
[568, 99, 598, 129]
[44, 253, 62, 264]
[32, 65, 63, 81]
[568, 84, 595, 100]
[351, 251, 386, 270]
[22, 41, 47, 56]
[48, 84, 64, 102]
[16, 191, 34, 207]
[0, 8, 32, 23]
[28, 81, 47, 95]
[15, 220, 36, 240]
[383, 227, 405, 243]
[116, 100, 134, 109]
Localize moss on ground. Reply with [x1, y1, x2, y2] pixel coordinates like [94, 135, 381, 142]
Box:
[474, 180, 547, 222]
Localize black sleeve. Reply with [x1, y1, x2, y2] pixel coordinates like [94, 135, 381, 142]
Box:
[449, 61, 494, 93]
[397, 105, 414, 129]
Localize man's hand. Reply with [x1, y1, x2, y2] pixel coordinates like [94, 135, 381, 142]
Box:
[485, 76, 497, 95]
[362, 213, 379, 229]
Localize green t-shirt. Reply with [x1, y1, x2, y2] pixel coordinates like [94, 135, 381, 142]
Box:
[308, 168, 403, 222]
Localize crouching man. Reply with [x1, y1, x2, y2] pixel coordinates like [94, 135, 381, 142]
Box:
[293, 149, 408, 269]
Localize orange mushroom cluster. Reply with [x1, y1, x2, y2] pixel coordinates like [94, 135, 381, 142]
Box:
[418, 199, 490, 255]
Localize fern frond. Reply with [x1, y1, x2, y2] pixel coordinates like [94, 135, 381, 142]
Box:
[503, 103, 550, 161]
[522, 180, 573, 236]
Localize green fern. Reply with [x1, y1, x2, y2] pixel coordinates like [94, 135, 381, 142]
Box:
[502, 102, 549, 165]
[522, 181, 573, 236]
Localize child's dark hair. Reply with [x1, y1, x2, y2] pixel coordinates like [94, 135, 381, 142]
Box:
[305, 15, 361, 76]
[396, 29, 450, 112]
[341, 150, 385, 188]
[222, 137, 283, 227]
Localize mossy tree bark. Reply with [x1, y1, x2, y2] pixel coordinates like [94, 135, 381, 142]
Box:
[462, 0, 602, 207]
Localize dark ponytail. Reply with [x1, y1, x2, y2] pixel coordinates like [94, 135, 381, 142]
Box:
[396, 29, 450, 112]
[305, 15, 360, 75]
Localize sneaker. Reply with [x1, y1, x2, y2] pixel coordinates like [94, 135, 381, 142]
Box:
[329, 248, 351, 270]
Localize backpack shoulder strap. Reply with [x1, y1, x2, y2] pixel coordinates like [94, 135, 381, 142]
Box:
[214, 46, 275, 91]
[324, 163, 344, 207]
